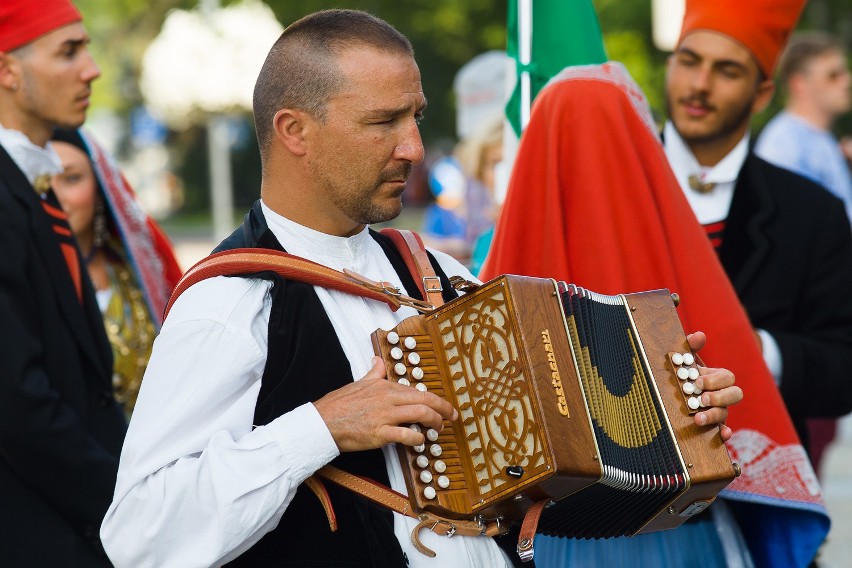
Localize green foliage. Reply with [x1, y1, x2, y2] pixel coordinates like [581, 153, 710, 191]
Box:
[72, 0, 851, 217]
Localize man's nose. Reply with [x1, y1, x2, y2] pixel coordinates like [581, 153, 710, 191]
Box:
[395, 119, 425, 165]
[80, 50, 101, 83]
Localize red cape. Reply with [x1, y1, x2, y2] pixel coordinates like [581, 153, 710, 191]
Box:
[481, 63, 824, 514]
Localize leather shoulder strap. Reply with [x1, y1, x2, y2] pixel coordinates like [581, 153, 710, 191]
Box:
[163, 248, 433, 320]
[379, 228, 445, 308]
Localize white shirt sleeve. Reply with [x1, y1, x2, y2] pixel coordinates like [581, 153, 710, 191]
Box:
[100, 277, 340, 568]
[756, 328, 784, 385]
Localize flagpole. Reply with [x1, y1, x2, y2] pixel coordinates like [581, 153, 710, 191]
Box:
[518, 0, 532, 130]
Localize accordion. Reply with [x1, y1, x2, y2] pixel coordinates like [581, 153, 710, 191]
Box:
[371, 275, 739, 539]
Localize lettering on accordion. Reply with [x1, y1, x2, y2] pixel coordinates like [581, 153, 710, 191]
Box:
[371, 275, 739, 537]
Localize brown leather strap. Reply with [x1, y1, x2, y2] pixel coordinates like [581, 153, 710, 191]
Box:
[303, 476, 337, 532]
[516, 499, 551, 562]
[380, 228, 445, 308]
[164, 248, 434, 319]
[315, 465, 507, 557]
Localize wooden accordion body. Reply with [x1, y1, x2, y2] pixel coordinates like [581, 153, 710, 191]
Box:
[371, 275, 738, 538]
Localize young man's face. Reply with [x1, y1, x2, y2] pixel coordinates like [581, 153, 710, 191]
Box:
[798, 49, 851, 118]
[302, 45, 426, 236]
[6, 22, 100, 145]
[666, 31, 773, 152]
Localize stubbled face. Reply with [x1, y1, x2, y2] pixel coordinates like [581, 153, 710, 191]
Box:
[304, 46, 426, 235]
[799, 50, 851, 117]
[51, 141, 98, 238]
[666, 31, 770, 152]
[7, 23, 100, 145]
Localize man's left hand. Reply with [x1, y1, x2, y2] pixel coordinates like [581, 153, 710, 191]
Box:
[686, 331, 743, 441]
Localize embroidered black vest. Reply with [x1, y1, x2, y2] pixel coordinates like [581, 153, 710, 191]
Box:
[219, 202, 461, 567]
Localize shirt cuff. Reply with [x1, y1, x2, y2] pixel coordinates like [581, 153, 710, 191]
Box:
[756, 328, 783, 385]
[261, 402, 340, 481]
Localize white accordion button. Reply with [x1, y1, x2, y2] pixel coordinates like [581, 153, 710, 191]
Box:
[677, 367, 690, 380]
[397, 378, 410, 387]
[688, 367, 700, 380]
[429, 444, 443, 457]
[394, 363, 407, 376]
[414, 444, 425, 453]
[411, 367, 424, 381]
[699, 396, 708, 408]
[407, 352, 421, 365]
[387, 331, 400, 345]
[683, 352, 695, 366]
[390, 347, 403, 360]
[693, 385, 703, 395]
[433, 460, 447, 473]
[415, 383, 428, 392]
[409, 424, 421, 433]
[687, 396, 700, 410]
[671, 353, 684, 366]
[682, 382, 695, 395]
[426, 429, 439, 442]
[404, 337, 417, 349]
[437, 475, 450, 489]
[420, 470, 433, 484]
[416, 455, 429, 468]
[423, 486, 436, 500]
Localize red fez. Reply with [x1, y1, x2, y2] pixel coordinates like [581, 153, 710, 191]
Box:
[0, 0, 82, 53]
[678, 0, 806, 77]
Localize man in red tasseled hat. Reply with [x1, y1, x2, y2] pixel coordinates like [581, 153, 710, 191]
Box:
[0, 1, 127, 565]
[664, 1, 852, 562]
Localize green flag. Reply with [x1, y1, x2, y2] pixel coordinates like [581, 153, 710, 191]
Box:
[505, 0, 607, 137]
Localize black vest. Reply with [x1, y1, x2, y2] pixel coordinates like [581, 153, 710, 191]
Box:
[220, 202, 463, 567]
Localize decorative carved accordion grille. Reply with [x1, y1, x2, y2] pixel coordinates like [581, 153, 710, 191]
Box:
[437, 284, 548, 498]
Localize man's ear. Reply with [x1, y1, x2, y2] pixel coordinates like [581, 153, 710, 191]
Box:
[272, 108, 310, 157]
[751, 78, 776, 115]
[0, 51, 21, 91]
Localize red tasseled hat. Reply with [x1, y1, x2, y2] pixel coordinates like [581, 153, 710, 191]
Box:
[678, 0, 807, 77]
[0, 0, 82, 52]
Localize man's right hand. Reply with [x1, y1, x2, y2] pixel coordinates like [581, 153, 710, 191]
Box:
[314, 356, 458, 452]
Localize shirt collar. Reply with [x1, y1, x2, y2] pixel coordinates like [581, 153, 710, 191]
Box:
[0, 122, 63, 186]
[664, 121, 749, 186]
[260, 199, 373, 261]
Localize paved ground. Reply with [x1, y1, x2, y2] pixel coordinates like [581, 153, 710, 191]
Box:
[172, 239, 852, 567]
[816, 415, 852, 568]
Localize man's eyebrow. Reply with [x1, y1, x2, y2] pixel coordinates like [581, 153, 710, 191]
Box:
[57, 37, 90, 52]
[676, 46, 749, 72]
[368, 98, 428, 118]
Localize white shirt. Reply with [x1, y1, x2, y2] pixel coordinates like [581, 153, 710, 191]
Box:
[663, 122, 783, 382]
[0, 122, 63, 185]
[101, 201, 511, 568]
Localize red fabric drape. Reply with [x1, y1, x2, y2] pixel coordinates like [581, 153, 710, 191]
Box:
[481, 63, 822, 509]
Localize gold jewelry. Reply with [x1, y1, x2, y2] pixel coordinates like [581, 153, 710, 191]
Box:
[33, 174, 51, 195]
[688, 174, 716, 194]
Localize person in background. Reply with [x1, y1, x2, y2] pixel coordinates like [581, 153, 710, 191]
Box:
[420, 154, 471, 262]
[100, 10, 740, 568]
[661, 0, 852, 484]
[755, 32, 852, 478]
[756, 32, 852, 221]
[51, 129, 182, 416]
[0, 0, 127, 565]
[455, 116, 503, 275]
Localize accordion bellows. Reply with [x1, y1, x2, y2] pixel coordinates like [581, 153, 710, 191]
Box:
[371, 275, 738, 538]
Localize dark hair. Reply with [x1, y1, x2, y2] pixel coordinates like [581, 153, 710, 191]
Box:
[252, 9, 413, 158]
[778, 32, 844, 85]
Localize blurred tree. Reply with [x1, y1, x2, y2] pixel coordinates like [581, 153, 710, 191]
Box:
[73, 0, 850, 218]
